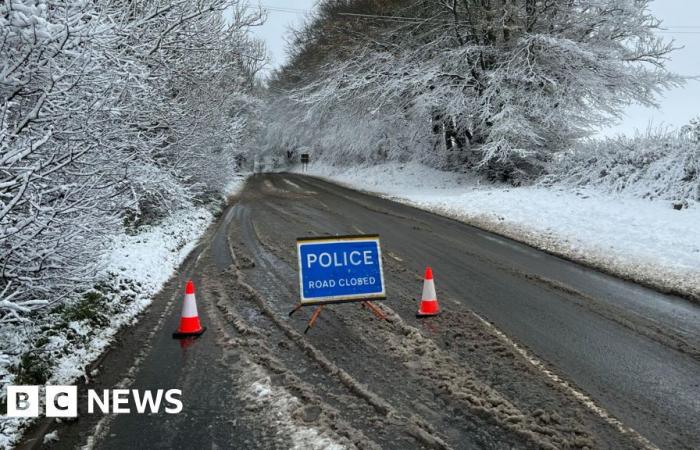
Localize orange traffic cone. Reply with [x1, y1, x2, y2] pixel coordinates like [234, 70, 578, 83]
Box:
[173, 280, 206, 338]
[416, 267, 440, 317]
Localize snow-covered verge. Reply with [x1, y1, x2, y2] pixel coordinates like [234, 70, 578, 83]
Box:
[297, 162, 700, 301]
[0, 174, 248, 449]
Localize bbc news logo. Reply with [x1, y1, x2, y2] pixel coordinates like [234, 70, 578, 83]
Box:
[5, 386, 183, 417]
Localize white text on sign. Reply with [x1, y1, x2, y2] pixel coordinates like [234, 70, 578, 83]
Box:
[306, 250, 374, 268]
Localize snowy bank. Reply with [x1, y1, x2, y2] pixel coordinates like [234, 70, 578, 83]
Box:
[298, 162, 700, 301]
[0, 174, 248, 449]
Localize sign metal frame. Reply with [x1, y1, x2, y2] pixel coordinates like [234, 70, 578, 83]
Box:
[292, 234, 388, 333]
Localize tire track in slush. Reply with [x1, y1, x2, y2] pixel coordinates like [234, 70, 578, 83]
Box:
[234, 175, 663, 450]
[230, 202, 602, 449]
[235, 206, 605, 450]
[210, 251, 413, 448]
[282, 174, 683, 449]
[229, 206, 458, 449]
[202, 270, 373, 450]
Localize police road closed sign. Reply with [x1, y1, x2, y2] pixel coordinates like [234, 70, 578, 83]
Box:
[297, 235, 385, 305]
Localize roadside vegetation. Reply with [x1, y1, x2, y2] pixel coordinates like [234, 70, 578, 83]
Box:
[1, 0, 264, 323]
[544, 123, 700, 206]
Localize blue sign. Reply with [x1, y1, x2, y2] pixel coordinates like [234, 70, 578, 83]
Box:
[296, 235, 386, 304]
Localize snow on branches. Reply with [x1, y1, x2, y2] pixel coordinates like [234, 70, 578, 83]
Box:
[0, 0, 264, 320]
[265, 0, 683, 179]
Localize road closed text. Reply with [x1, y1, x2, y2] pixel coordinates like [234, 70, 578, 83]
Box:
[308, 276, 378, 289]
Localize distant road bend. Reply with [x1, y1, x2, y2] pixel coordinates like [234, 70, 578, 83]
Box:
[23, 173, 700, 450]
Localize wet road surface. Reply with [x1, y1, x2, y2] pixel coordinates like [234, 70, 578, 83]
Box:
[22, 173, 700, 449]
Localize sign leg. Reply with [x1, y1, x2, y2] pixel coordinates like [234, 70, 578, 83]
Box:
[289, 303, 303, 317]
[362, 301, 388, 321]
[304, 305, 324, 334]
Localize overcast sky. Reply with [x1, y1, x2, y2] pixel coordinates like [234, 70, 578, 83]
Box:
[249, 1, 317, 74]
[248, 0, 699, 137]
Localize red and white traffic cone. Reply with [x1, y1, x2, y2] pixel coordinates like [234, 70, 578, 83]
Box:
[173, 280, 206, 338]
[416, 267, 440, 317]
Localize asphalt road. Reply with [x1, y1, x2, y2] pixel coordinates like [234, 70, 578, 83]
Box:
[22, 173, 700, 449]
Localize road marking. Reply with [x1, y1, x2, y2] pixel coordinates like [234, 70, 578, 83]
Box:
[476, 232, 542, 257]
[352, 225, 365, 234]
[263, 179, 287, 193]
[387, 251, 403, 262]
[472, 312, 659, 450]
[282, 178, 302, 190]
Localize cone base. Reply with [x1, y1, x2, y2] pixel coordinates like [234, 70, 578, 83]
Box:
[172, 326, 206, 339]
[416, 298, 440, 317]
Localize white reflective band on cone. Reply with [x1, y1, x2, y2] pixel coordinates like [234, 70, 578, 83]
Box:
[422, 279, 437, 301]
[181, 293, 199, 318]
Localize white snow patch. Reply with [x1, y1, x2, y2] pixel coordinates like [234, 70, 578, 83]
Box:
[298, 162, 700, 300]
[244, 374, 345, 450]
[251, 380, 272, 399]
[102, 204, 213, 298]
[222, 173, 248, 200]
[43, 430, 59, 444]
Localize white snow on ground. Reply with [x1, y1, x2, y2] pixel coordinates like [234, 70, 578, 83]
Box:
[298, 162, 700, 300]
[42, 430, 59, 445]
[245, 374, 345, 450]
[50, 203, 214, 384]
[0, 174, 249, 449]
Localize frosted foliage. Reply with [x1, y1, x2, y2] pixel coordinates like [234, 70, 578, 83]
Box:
[0, 1, 264, 320]
[264, 0, 682, 178]
[544, 126, 700, 203]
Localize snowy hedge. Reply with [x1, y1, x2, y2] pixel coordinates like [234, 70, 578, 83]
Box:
[544, 125, 700, 204]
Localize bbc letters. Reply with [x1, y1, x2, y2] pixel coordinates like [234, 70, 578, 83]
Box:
[5, 385, 183, 417]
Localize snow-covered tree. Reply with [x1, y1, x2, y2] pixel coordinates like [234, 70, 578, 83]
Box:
[266, 0, 683, 179]
[682, 116, 700, 144]
[0, 0, 265, 321]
